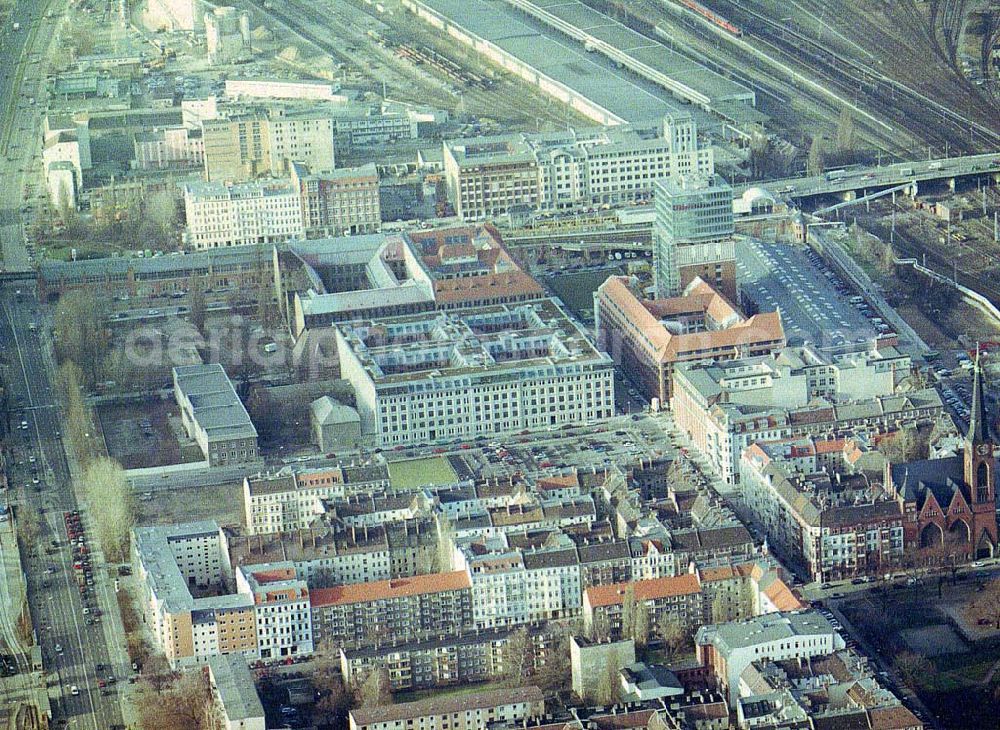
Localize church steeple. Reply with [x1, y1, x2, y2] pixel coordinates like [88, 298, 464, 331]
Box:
[969, 349, 991, 445]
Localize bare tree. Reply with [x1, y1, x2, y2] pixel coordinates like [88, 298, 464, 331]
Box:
[894, 650, 935, 690]
[620, 584, 636, 642]
[633, 598, 650, 648]
[968, 578, 1000, 629]
[142, 190, 181, 250]
[189, 274, 208, 337]
[500, 627, 532, 688]
[135, 670, 212, 730]
[835, 107, 856, 153]
[807, 136, 826, 176]
[357, 666, 393, 707]
[54, 289, 109, 388]
[658, 615, 691, 658]
[594, 649, 620, 706]
[534, 627, 571, 694]
[83, 458, 137, 561]
[16, 501, 41, 554]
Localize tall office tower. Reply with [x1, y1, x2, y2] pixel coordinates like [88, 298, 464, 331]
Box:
[653, 173, 736, 301]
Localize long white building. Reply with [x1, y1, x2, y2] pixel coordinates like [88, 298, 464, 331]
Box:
[443, 113, 712, 219]
[335, 299, 616, 446]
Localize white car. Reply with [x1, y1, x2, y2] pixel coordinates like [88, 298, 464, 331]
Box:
[70, 685, 79, 696]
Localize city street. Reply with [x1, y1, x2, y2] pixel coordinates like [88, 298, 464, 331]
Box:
[1, 285, 128, 728]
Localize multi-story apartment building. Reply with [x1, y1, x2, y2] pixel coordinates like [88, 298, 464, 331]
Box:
[442, 114, 712, 219]
[173, 364, 259, 467]
[201, 109, 336, 181]
[182, 179, 305, 250]
[452, 535, 584, 628]
[310, 571, 473, 649]
[442, 136, 541, 220]
[594, 275, 785, 404]
[242, 464, 391, 535]
[696, 611, 847, 705]
[335, 299, 615, 446]
[348, 687, 544, 730]
[652, 173, 735, 300]
[339, 625, 560, 692]
[740, 437, 905, 581]
[582, 574, 704, 639]
[134, 126, 205, 169]
[291, 161, 381, 236]
[236, 563, 314, 660]
[132, 521, 257, 668]
[228, 517, 440, 587]
[671, 344, 937, 484]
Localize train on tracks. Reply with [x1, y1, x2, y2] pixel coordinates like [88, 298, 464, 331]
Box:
[677, 0, 742, 37]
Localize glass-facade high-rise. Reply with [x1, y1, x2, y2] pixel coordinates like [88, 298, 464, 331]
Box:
[653, 173, 734, 298]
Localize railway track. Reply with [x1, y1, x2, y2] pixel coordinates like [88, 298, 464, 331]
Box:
[707, 0, 1000, 154]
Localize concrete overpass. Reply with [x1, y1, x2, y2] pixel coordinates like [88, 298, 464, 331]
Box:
[734, 152, 1000, 201]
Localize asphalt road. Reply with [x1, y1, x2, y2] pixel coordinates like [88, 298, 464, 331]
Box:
[0, 0, 62, 271]
[2, 285, 128, 729]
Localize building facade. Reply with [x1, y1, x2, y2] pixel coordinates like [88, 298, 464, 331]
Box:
[173, 364, 259, 466]
[182, 179, 306, 250]
[594, 275, 785, 404]
[335, 300, 615, 446]
[652, 173, 734, 299]
[740, 437, 905, 581]
[201, 110, 336, 182]
[291, 162, 381, 236]
[443, 115, 713, 220]
[348, 687, 544, 730]
[310, 572, 473, 649]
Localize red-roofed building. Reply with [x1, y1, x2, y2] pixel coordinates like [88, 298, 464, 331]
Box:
[311, 571, 473, 648]
[583, 574, 704, 638]
[595, 275, 785, 404]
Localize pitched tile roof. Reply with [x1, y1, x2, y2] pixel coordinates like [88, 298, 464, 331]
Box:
[585, 573, 702, 608]
[310, 571, 470, 607]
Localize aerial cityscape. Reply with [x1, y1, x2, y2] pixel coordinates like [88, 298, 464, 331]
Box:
[2, 0, 1000, 728]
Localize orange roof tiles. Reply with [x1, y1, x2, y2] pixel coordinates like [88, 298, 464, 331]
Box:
[585, 574, 701, 608]
[868, 706, 923, 730]
[310, 571, 471, 607]
[597, 276, 784, 364]
[432, 271, 543, 303]
[763, 579, 805, 611]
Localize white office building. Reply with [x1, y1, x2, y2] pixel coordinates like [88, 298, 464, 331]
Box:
[182, 179, 305, 249]
[335, 299, 616, 446]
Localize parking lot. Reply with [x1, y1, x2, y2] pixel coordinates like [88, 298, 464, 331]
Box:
[96, 400, 199, 470]
[739, 240, 883, 348]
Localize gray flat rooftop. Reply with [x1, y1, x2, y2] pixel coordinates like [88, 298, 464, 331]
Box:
[738, 240, 879, 348]
[174, 364, 258, 441]
[207, 654, 265, 722]
[519, 0, 754, 105]
[408, 0, 693, 125]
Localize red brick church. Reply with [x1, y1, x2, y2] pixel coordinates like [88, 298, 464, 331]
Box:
[887, 354, 998, 560]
